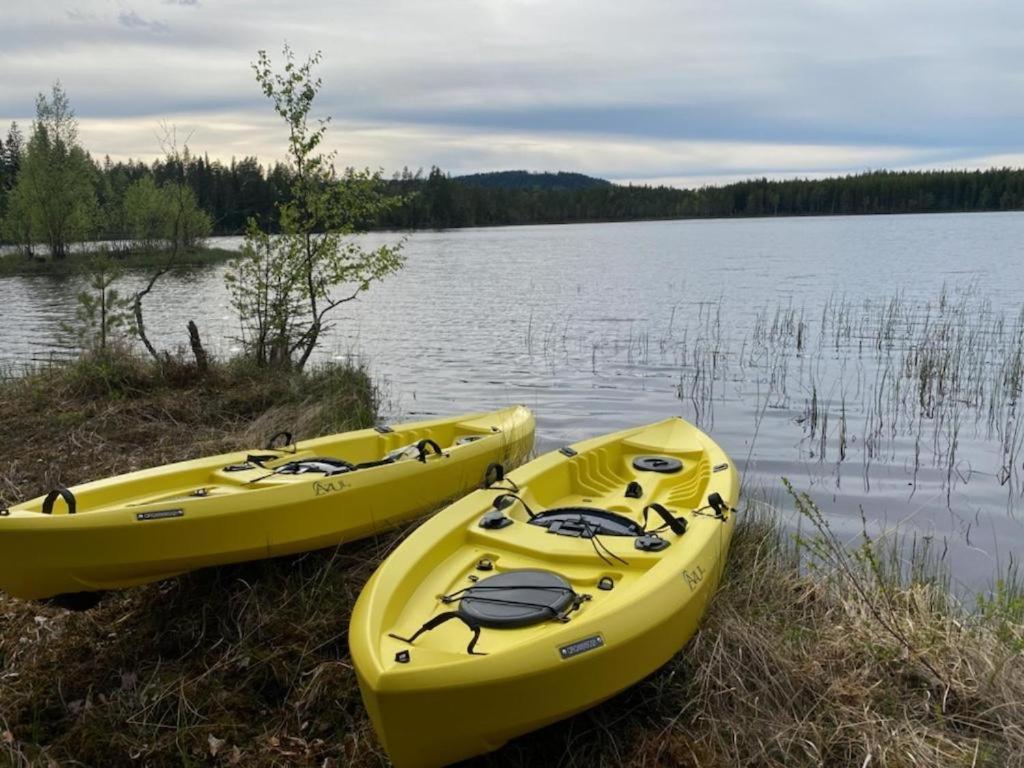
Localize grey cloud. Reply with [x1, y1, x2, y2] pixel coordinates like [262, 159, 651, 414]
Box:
[66, 9, 98, 22]
[118, 10, 168, 34]
[1, 0, 1023, 179]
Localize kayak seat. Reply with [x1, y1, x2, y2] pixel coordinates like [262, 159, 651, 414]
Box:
[486, 496, 686, 563]
[276, 453, 412, 474]
[355, 457, 396, 470]
[529, 507, 644, 538]
[263, 440, 446, 477]
[273, 458, 354, 476]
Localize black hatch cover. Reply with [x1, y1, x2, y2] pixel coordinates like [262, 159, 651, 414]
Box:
[457, 569, 576, 628]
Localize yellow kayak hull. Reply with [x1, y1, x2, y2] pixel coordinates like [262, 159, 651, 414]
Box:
[349, 416, 739, 768]
[0, 406, 534, 601]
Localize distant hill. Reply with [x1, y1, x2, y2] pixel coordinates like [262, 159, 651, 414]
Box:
[454, 170, 612, 191]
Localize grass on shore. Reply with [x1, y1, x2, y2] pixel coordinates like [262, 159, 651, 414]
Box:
[0, 246, 237, 277]
[0, 349, 375, 508]
[1, 353, 1022, 767]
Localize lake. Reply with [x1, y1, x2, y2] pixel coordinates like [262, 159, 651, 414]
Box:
[2, 211, 1023, 593]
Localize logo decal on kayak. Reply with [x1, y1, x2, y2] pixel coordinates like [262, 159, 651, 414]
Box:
[559, 634, 604, 660]
[314, 479, 348, 497]
[682, 565, 706, 591]
[136, 508, 184, 521]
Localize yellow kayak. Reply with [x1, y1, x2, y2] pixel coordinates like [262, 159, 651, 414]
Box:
[349, 416, 739, 768]
[0, 406, 534, 603]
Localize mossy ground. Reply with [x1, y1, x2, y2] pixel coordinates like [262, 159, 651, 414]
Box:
[0, 353, 1021, 767]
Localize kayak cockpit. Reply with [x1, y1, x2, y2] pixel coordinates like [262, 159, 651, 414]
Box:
[379, 448, 735, 663]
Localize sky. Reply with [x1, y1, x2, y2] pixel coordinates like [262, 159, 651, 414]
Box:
[1, 0, 1022, 188]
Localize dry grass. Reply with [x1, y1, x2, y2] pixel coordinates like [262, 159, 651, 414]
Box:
[474, 502, 1024, 768]
[0, 349, 375, 506]
[1, 353, 1023, 767]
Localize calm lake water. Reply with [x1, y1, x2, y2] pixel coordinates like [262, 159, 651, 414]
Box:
[3, 212, 1023, 593]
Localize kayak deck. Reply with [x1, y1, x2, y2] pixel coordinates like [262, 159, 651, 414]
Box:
[0, 406, 535, 600]
[351, 416, 738, 768]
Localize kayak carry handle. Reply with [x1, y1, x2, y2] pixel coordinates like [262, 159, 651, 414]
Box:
[483, 462, 519, 492]
[643, 503, 687, 536]
[707, 492, 729, 519]
[42, 487, 77, 515]
[265, 431, 295, 452]
[416, 439, 444, 463]
[483, 462, 504, 488]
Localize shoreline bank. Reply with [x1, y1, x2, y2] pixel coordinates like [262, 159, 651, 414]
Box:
[0, 246, 238, 277]
[0, 353, 1020, 767]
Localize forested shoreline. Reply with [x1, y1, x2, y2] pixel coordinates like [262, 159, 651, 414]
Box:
[381, 166, 1024, 229]
[2, 96, 1023, 250]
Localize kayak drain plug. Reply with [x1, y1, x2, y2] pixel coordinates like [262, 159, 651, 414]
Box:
[395, 650, 410, 664]
[598, 577, 615, 591]
[476, 559, 494, 571]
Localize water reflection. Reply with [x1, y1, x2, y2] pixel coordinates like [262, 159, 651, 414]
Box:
[1, 212, 1023, 591]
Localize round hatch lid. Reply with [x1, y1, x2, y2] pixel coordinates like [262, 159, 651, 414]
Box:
[632, 455, 683, 474]
[457, 569, 575, 628]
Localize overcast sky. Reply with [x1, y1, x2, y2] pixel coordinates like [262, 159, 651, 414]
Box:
[1, 0, 1022, 187]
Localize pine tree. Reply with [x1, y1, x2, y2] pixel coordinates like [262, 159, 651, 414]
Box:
[0, 122, 24, 216]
